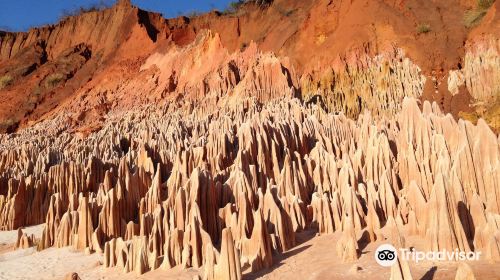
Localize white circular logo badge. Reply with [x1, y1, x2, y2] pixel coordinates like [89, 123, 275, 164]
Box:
[375, 244, 398, 267]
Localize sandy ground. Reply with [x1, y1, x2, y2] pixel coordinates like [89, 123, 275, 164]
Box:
[1, 226, 499, 280]
[0, 224, 103, 280]
[0, 244, 199, 280]
[0, 224, 199, 280]
[0, 224, 44, 245]
[248, 230, 500, 280]
[0, 247, 102, 280]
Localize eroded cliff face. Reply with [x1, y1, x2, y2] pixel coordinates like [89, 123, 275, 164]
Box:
[0, 0, 498, 133]
[0, 0, 164, 62]
[462, 38, 499, 102]
[300, 47, 426, 117]
[0, 0, 165, 132]
[448, 36, 500, 128]
[0, 0, 499, 279]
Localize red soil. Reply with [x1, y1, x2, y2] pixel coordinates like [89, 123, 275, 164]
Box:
[0, 0, 498, 132]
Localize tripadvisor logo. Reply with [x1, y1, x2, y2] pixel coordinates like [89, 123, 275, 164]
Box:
[375, 244, 398, 267]
[375, 244, 482, 266]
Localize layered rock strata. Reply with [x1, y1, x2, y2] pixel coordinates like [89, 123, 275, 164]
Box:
[448, 37, 499, 103]
[300, 47, 426, 117]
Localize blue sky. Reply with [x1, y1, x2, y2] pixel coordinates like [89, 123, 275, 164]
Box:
[0, 0, 235, 31]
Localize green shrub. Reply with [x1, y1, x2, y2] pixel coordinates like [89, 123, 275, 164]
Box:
[186, 11, 202, 18]
[45, 73, 65, 88]
[224, 1, 245, 14]
[0, 75, 13, 89]
[478, 0, 495, 9]
[60, 1, 112, 21]
[464, 0, 496, 28]
[416, 24, 431, 34]
[253, 0, 273, 6]
[0, 118, 16, 132]
[224, 0, 273, 14]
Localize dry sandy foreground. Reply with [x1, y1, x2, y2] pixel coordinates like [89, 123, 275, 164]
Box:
[247, 231, 500, 280]
[0, 225, 197, 280]
[1, 226, 499, 280]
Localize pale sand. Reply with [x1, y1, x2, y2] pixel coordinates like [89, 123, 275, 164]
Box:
[0, 245, 199, 280]
[0, 247, 101, 280]
[248, 230, 500, 280]
[1, 227, 499, 280]
[0, 224, 44, 245]
[0, 224, 199, 280]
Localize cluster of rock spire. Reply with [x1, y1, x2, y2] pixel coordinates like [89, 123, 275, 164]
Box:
[1, 95, 498, 278]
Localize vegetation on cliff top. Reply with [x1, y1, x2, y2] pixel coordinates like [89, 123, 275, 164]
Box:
[0, 75, 13, 90]
[416, 23, 431, 34]
[464, 0, 496, 28]
[224, 0, 273, 14]
[60, 0, 113, 21]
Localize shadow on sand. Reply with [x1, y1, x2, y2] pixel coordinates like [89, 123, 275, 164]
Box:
[243, 230, 316, 280]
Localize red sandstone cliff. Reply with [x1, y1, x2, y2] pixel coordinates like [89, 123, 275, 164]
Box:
[0, 0, 498, 133]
